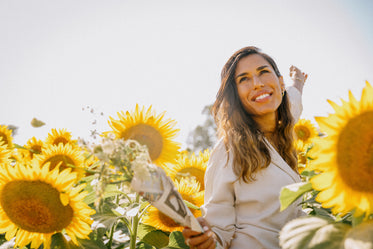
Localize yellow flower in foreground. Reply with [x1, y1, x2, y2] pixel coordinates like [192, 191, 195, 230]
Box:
[34, 143, 86, 178]
[107, 104, 180, 167]
[311, 81, 373, 217]
[165, 151, 209, 191]
[0, 162, 95, 249]
[142, 178, 204, 232]
[45, 128, 77, 147]
[0, 125, 13, 149]
[293, 118, 319, 150]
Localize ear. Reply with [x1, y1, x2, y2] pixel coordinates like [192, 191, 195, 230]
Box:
[279, 76, 285, 91]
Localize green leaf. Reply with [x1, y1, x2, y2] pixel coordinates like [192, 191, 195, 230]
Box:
[66, 229, 107, 249]
[351, 213, 365, 226]
[166, 231, 189, 249]
[136, 242, 155, 249]
[84, 184, 122, 205]
[184, 200, 200, 210]
[344, 219, 373, 249]
[137, 224, 169, 248]
[279, 216, 351, 249]
[300, 170, 317, 178]
[280, 182, 313, 211]
[50, 233, 71, 249]
[92, 212, 121, 231]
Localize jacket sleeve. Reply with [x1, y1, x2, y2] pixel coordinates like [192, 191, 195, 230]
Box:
[286, 86, 303, 122]
[201, 139, 236, 248]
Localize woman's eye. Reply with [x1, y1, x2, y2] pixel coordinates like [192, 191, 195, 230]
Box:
[259, 70, 269, 75]
[239, 77, 249, 83]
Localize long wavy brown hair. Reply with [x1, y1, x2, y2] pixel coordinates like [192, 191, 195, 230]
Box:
[212, 46, 298, 182]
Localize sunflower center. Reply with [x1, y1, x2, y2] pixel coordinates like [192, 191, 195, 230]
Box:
[0, 180, 73, 233]
[122, 124, 163, 161]
[337, 111, 373, 192]
[295, 127, 310, 141]
[158, 211, 179, 228]
[53, 137, 69, 146]
[31, 144, 42, 154]
[44, 155, 75, 171]
[298, 152, 307, 165]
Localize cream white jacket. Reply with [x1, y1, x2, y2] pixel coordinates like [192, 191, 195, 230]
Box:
[202, 86, 304, 249]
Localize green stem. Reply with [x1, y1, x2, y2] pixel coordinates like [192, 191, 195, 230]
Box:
[130, 193, 141, 249]
[107, 223, 116, 249]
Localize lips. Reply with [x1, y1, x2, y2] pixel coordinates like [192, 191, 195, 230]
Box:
[252, 91, 272, 102]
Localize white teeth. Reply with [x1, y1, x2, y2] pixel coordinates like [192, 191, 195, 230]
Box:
[255, 93, 270, 101]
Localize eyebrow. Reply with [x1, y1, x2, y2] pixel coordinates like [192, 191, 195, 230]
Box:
[235, 65, 269, 79]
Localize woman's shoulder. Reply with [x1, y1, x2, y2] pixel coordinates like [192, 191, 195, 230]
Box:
[205, 137, 237, 183]
[209, 138, 227, 161]
[207, 137, 232, 172]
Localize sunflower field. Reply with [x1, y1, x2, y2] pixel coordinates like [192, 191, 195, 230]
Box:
[0, 82, 372, 249]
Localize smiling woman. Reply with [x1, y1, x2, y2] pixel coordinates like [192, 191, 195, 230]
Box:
[182, 46, 308, 249]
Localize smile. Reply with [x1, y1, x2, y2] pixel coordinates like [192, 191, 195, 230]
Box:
[253, 93, 271, 101]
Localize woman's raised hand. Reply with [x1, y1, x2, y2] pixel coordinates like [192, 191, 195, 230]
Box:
[289, 65, 308, 84]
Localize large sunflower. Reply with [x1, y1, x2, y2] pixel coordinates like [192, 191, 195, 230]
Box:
[165, 151, 209, 191]
[293, 118, 319, 151]
[0, 125, 13, 149]
[107, 104, 180, 167]
[0, 161, 95, 249]
[34, 143, 86, 179]
[310, 81, 373, 217]
[45, 128, 77, 147]
[142, 178, 204, 232]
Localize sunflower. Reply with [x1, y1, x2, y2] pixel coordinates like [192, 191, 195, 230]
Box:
[310, 81, 373, 217]
[142, 178, 204, 232]
[0, 143, 11, 165]
[21, 137, 45, 162]
[0, 125, 13, 149]
[45, 128, 78, 147]
[165, 151, 208, 191]
[107, 104, 180, 167]
[293, 118, 319, 151]
[34, 143, 86, 179]
[0, 161, 95, 249]
[198, 149, 211, 164]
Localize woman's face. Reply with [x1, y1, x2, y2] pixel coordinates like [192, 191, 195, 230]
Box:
[234, 54, 285, 119]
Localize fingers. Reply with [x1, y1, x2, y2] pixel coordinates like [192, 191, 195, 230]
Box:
[289, 65, 308, 83]
[183, 218, 217, 249]
[187, 231, 216, 249]
[197, 217, 211, 231]
[289, 65, 301, 75]
[182, 227, 201, 240]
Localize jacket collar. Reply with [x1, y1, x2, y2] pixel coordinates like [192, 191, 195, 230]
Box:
[265, 139, 301, 182]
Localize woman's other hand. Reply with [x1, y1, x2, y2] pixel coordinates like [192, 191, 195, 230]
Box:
[289, 65, 308, 94]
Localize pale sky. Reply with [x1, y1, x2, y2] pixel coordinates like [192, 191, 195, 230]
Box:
[1, 0, 372, 149]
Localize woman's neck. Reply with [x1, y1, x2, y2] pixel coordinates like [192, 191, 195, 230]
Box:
[252, 113, 277, 134]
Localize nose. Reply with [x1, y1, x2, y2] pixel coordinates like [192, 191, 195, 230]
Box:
[252, 75, 264, 89]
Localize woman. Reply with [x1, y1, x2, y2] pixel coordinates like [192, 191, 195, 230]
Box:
[182, 46, 308, 249]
